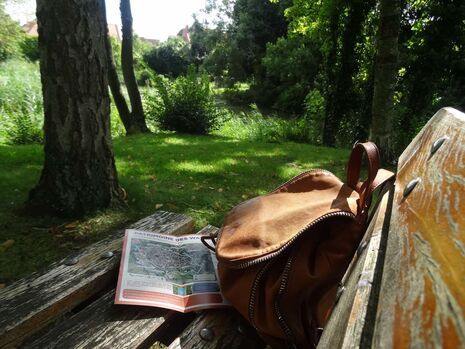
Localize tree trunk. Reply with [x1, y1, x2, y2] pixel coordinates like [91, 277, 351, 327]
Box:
[27, 0, 125, 217]
[370, 0, 401, 163]
[120, 0, 149, 133]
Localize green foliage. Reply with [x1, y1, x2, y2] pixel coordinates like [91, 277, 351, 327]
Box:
[216, 104, 310, 143]
[218, 82, 254, 106]
[145, 68, 220, 134]
[3, 111, 43, 144]
[109, 96, 127, 138]
[133, 35, 156, 85]
[143, 37, 190, 77]
[197, 0, 289, 84]
[394, 0, 465, 154]
[109, 36, 122, 72]
[19, 36, 39, 61]
[0, 59, 43, 144]
[255, 35, 321, 113]
[303, 89, 325, 145]
[0, 3, 25, 61]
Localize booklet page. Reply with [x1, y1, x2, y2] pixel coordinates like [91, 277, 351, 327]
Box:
[115, 229, 228, 313]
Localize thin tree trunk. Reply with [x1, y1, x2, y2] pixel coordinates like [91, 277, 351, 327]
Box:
[106, 36, 138, 134]
[120, 0, 149, 133]
[27, 0, 124, 217]
[370, 0, 401, 162]
[100, 1, 135, 134]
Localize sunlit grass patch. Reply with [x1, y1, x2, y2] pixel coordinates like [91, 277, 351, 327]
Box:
[0, 132, 348, 284]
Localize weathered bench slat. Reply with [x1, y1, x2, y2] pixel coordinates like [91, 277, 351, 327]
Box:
[168, 310, 265, 349]
[372, 108, 465, 347]
[21, 225, 221, 348]
[22, 290, 193, 349]
[0, 211, 193, 348]
[317, 188, 392, 348]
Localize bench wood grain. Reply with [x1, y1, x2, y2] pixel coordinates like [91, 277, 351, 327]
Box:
[0, 211, 193, 348]
[372, 107, 465, 347]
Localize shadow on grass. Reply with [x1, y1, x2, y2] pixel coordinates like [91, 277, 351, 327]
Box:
[0, 133, 349, 283]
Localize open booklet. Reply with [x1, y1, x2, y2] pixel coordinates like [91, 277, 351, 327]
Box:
[115, 229, 229, 313]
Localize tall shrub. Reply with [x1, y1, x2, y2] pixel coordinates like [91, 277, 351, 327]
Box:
[146, 68, 220, 135]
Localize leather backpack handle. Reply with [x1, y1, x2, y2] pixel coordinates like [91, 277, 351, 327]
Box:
[346, 142, 380, 216]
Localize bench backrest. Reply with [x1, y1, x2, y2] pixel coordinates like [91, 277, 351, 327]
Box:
[319, 107, 465, 348]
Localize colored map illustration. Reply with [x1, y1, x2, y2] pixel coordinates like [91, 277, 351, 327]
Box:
[128, 238, 217, 286]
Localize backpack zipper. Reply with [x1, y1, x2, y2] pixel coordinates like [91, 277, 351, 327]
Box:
[232, 211, 355, 269]
[245, 211, 356, 339]
[275, 253, 296, 341]
[248, 258, 275, 330]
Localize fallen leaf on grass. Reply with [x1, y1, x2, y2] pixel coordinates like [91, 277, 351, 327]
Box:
[1, 240, 15, 249]
[286, 162, 302, 169]
[64, 222, 79, 230]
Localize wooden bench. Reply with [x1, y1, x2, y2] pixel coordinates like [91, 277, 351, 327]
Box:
[1, 107, 464, 348]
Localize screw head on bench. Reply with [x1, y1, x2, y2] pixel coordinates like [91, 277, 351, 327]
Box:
[403, 178, 421, 198]
[199, 327, 214, 341]
[335, 284, 345, 303]
[64, 257, 79, 266]
[356, 240, 368, 256]
[430, 135, 449, 157]
[102, 251, 114, 259]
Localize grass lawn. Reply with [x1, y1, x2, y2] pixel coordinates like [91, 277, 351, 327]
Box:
[0, 132, 349, 285]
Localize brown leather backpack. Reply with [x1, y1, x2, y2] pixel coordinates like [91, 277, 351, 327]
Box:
[202, 142, 393, 348]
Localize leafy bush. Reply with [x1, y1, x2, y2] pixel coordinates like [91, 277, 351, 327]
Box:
[143, 37, 189, 78]
[145, 69, 220, 135]
[20, 36, 39, 61]
[0, 59, 43, 144]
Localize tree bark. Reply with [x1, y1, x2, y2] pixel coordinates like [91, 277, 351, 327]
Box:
[27, 0, 125, 217]
[370, 0, 401, 162]
[120, 0, 149, 133]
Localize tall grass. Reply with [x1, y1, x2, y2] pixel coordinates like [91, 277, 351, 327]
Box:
[0, 59, 43, 144]
[215, 105, 310, 143]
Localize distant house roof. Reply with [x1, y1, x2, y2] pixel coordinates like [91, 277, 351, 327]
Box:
[178, 25, 190, 44]
[22, 19, 122, 41]
[22, 20, 38, 36]
[107, 23, 121, 41]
